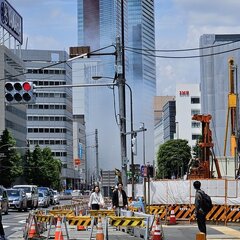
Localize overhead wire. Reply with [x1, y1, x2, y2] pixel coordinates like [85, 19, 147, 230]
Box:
[125, 46, 240, 59]
[125, 39, 240, 52]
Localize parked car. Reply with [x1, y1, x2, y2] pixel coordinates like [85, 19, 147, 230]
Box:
[13, 185, 38, 209]
[38, 187, 50, 206]
[53, 190, 60, 205]
[0, 186, 8, 214]
[6, 188, 28, 212]
[38, 192, 49, 208]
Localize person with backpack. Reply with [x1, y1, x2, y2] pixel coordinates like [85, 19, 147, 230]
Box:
[193, 180, 212, 235]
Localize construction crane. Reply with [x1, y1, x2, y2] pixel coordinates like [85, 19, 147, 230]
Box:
[187, 114, 222, 179]
[223, 58, 240, 178]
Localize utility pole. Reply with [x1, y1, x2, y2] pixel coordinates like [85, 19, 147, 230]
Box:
[116, 36, 127, 188]
[95, 129, 99, 183]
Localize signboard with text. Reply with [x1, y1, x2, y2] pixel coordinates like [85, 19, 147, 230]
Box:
[0, 0, 23, 44]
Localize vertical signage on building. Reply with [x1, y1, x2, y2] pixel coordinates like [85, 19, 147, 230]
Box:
[0, 0, 23, 44]
[78, 143, 83, 159]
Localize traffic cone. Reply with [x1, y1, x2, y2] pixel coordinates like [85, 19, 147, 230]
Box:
[95, 215, 104, 240]
[54, 217, 64, 240]
[150, 215, 157, 237]
[77, 210, 86, 231]
[152, 216, 162, 240]
[28, 221, 38, 239]
[169, 206, 177, 225]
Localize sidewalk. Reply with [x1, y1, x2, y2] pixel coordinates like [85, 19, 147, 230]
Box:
[7, 223, 240, 240]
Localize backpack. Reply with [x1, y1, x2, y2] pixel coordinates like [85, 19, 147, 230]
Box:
[199, 191, 213, 214]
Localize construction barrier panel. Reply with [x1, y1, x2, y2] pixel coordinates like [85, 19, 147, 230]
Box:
[109, 216, 145, 227]
[67, 216, 92, 227]
[89, 210, 116, 217]
[48, 209, 75, 217]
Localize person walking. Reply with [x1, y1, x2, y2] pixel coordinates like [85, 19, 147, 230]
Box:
[0, 204, 6, 240]
[193, 180, 207, 235]
[88, 185, 104, 210]
[112, 182, 128, 215]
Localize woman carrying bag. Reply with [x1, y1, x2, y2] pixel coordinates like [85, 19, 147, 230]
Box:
[88, 185, 104, 210]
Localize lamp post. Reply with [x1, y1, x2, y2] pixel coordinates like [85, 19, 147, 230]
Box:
[140, 122, 146, 208]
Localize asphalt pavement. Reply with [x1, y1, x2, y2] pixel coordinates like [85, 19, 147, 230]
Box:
[5, 221, 240, 240]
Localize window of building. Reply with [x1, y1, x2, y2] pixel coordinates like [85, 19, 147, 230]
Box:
[192, 134, 201, 140]
[192, 122, 200, 128]
[191, 109, 200, 115]
[191, 97, 200, 104]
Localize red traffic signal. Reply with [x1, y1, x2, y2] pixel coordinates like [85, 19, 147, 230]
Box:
[5, 81, 36, 104]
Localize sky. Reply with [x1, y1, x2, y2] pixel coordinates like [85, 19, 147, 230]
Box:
[8, 0, 240, 96]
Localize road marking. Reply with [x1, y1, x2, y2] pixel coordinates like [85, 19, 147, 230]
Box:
[3, 225, 9, 228]
[210, 226, 240, 239]
[18, 220, 26, 224]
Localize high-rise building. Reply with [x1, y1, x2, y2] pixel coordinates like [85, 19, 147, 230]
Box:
[21, 50, 77, 189]
[77, 0, 156, 172]
[200, 34, 240, 157]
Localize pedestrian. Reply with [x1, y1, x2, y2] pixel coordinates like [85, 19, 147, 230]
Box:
[0, 204, 6, 240]
[112, 182, 128, 215]
[88, 185, 104, 210]
[193, 180, 207, 235]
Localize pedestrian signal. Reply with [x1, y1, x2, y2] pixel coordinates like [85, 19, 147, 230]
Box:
[5, 81, 36, 104]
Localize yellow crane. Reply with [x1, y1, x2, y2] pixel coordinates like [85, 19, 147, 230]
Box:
[223, 58, 240, 177]
[224, 58, 237, 157]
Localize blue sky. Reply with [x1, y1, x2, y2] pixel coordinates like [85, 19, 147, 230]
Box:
[8, 0, 240, 96]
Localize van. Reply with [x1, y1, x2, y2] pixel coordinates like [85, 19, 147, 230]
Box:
[13, 185, 38, 209]
[0, 186, 9, 214]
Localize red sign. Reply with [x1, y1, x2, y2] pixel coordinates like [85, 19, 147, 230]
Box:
[179, 90, 189, 96]
[74, 158, 80, 165]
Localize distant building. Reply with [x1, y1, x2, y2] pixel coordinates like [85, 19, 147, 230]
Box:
[200, 34, 240, 157]
[175, 83, 201, 149]
[21, 50, 77, 189]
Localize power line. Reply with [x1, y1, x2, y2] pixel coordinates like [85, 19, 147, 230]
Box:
[125, 39, 240, 52]
[0, 44, 115, 82]
[125, 46, 240, 59]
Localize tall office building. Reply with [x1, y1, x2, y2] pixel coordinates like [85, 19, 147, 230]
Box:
[77, 0, 156, 172]
[21, 50, 77, 189]
[200, 34, 240, 157]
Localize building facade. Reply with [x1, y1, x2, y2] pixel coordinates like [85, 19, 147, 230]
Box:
[0, 45, 27, 147]
[175, 84, 201, 149]
[200, 34, 240, 157]
[21, 50, 76, 189]
[77, 0, 156, 172]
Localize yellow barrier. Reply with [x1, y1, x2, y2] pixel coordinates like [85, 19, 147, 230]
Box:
[109, 216, 145, 227]
[49, 209, 75, 217]
[36, 214, 53, 223]
[67, 216, 92, 227]
[89, 210, 116, 217]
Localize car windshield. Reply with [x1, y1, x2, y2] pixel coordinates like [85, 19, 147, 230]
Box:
[39, 192, 44, 197]
[7, 190, 20, 196]
[14, 187, 31, 193]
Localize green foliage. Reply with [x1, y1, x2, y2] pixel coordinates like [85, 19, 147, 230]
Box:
[24, 145, 62, 189]
[156, 139, 191, 179]
[0, 129, 23, 187]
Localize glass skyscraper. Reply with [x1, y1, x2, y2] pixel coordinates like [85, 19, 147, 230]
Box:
[77, 0, 156, 172]
[200, 34, 240, 157]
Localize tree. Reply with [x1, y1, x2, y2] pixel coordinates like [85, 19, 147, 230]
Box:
[0, 129, 23, 187]
[156, 139, 191, 179]
[24, 145, 62, 190]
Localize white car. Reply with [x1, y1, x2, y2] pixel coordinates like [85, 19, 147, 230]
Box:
[53, 190, 60, 204]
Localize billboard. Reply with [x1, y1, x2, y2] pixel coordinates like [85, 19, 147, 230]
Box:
[0, 0, 23, 44]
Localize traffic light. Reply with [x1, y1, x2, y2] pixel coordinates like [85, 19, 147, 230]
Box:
[5, 81, 36, 104]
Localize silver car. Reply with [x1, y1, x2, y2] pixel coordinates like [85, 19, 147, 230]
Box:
[38, 191, 49, 208]
[6, 189, 28, 212]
